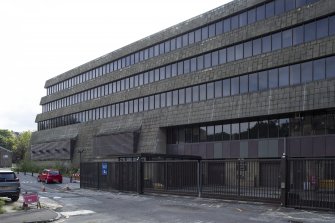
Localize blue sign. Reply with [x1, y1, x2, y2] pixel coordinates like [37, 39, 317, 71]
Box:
[101, 162, 108, 176]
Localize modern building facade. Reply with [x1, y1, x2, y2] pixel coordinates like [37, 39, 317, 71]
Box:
[31, 0, 335, 167]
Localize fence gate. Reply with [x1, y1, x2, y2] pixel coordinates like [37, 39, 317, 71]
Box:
[287, 158, 335, 211]
[201, 159, 281, 203]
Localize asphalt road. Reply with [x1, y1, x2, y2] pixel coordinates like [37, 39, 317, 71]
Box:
[16, 173, 335, 223]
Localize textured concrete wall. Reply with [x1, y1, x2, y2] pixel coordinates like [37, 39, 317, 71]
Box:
[32, 0, 335, 165]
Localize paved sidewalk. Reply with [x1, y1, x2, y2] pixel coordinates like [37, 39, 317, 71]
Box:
[1, 208, 60, 223]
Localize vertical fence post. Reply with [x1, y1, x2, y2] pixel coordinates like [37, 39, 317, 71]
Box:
[97, 162, 100, 190]
[137, 157, 143, 194]
[197, 160, 202, 198]
[164, 161, 168, 192]
[238, 159, 241, 197]
[280, 153, 288, 206]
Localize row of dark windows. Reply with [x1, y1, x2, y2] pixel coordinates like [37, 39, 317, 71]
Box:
[42, 15, 335, 113]
[166, 110, 335, 144]
[46, 0, 319, 96]
[38, 55, 335, 131]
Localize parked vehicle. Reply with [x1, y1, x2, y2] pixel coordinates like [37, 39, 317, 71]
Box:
[0, 170, 20, 201]
[37, 169, 62, 184]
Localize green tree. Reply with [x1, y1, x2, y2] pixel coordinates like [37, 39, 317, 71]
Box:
[14, 131, 32, 161]
[0, 129, 16, 150]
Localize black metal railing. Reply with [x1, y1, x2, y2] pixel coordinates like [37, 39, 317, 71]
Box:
[287, 158, 335, 210]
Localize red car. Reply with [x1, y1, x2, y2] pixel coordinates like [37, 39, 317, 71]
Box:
[37, 169, 63, 184]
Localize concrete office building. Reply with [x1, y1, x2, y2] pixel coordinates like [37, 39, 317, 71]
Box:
[31, 0, 335, 167]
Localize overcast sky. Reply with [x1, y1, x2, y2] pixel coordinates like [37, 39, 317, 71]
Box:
[0, 0, 231, 133]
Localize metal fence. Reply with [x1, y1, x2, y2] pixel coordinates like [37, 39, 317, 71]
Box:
[201, 159, 281, 203]
[80, 157, 335, 211]
[287, 158, 335, 210]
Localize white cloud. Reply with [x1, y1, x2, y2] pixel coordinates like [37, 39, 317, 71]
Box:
[0, 0, 231, 132]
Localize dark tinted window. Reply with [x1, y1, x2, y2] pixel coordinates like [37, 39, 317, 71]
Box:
[207, 82, 214, 99]
[282, 29, 293, 48]
[204, 53, 211, 68]
[296, 0, 306, 7]
[330, 16, 335, 36]
[212, 51, 219, 67]
[192, 85, 199, 102]
[186, 87, 192, 103]
[200, 84, 206, 101]
[239, 11, 248, 27]
[207, 126, 215, 141]
[265, 2, 275, 18]
[231, 77, 239, 95]
[202, 26, 209, 40]
[166, 92, 172, 107]
[269, 119, 279, 137]
[249, 73, 258, 92]
[231, 123, 239, 140]
[240, 75, 248, 94]
[262, 36, 271, 53]
[195, 29, 201, 42]
[253, 38, 262, 55]
[302, 115, 312, 136]
[248, 8, 256, 24]
[249, 121, 258, 139]
[197, 55, 204, 70]
[240, 122, 249, 139]
[272, 32, 282, 50]
[326, 56, 335, 78]
[313, 58, 325, 80]
[256, 5, 265, 21]
[219, 49, 227, 64]
[215, 80, 222, 98]
[317, 18, 329, 38]
[223, 124, 231, 140]
[179, 89, 185, 104]
[200, 126, 207, 142]
[231, 15, 239, 30]
[215, 125, 223, 141]
[244, 41, 252, 58]
[301, 61, 313, 83]
[160, 93, 166, 108]
[172, 90, 178, 106]
[0, 172, 16, 181]
[258, 71, 268, 90]
[268, 69, 279, 88]
[290, 117, 301, 136]
[235, 44, 243, 60]
[215, 21, 223, 35]
[279, 66, 289, 87]
[293, 26, 304, 45]
[285, 0, 295, 11]
[209, 24, 216, 38]
[304, 22, 316, 42]
[227, 46, 235, 62]
[223, 79, 231, 96]
[290, 64, 301, 85]
[259, 120, 269, 138]
[279, 118, 289, 137]
[275, 0, 285, 15]
[326, 112, 335, 134]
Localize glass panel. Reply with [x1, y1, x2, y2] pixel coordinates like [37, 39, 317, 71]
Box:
[330, 15, 335, 36]
[200, 84, 206, 101]
[285, 0, 295, 11]
[143, 97, 149, 111]
[209, 24, 216, 38]
[223, 124, 231, 140]
[279, 118, 289, 137]
[296, 0, 306, 7]
[253, 38, 262, 55]
[184, 59, 190, 74]
[231, 123, 239, 140]
[215, 125, 223, 141]
[215, 80, 222, 98]
[258, 71, 268, 90]
[186, 87, 192, 103]
[190, 58, 197, 72]
[170, 38, 176, 51]
[290, 116, 301, 136]
[259, 120, 269, 138]
[227, 46, 235, 62]
[155, 94, 160, 109]
[313, 58, 325, 80]
[201, 26, 209, 40]
[192, 127, 199, 142]
[248, 8, 256, 24]
[223, 79, 230, 96]
[223, 18, 231, 33]
[200, 126, 207, 142]
[275, 0, 285, 15]
[301, 61, 313, 83]
[195, 28, 201, 42]
[215, 21, 223, 35]
[219, 49, 227, 64]
[231, 15, 239, 30]
[160, 67, 166, 80]
[188, 32, 195, 45]
[177, 62, 183, 75]
[182, 34, 189, 47]
[317, 18, 329, 39]
[207, 82, 214, 99]
[244, 41, 252, 58]
[279, 66, 289, 87]
[204, 53, 211, 68]
[240, 122, 249, 139]
[166, 92, 172, 107]
[197, 55, 204, 70]
[302, 115, 312, 136]
[239, 11, 248, 27]
[172, 90, 178, 106]
[134, 99, 139, 113]
[192, 85, 199, 102]
[326, 56, 335, 78]
[256, 4, 265, 21]
[207, 126, 214, 141]
[160, 93, 166, 108]
[272, 32, 282, 51]
[240, 75, 248, 94]
[265, 2, 275, 18]
[282, 29, 292, 48]
[178, 89, 185, 104]
[164, 41, 170, 53]
[171, 63, 177, 77]
[212, 51, 218, 66]
[231, 77, 239, 95]
[290, 64, 301, 85]
[269, 119, 279, 138]
[293, 26, 304, 45]
[313, 113, 326, 135]
[249, 73, 258, 92]
[185, 128, 192, 143]
[138, 98, 143, 112]
[262, 36, 271, 53]
[268, 68, 279, 88]
[235, 43, 243, 60]
[304, 22, 316, 42]
[179, 127, 185, 143]
[249, 121, 258, 139]
[326, 111, 335, 134]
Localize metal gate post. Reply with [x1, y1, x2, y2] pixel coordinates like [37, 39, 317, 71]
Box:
[280, 153, 288, 206]
[137, 157, 143, 194]
[197, 160, 202, 197]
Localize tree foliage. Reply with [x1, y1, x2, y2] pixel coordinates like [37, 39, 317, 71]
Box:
[0, 129, 16, 150]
